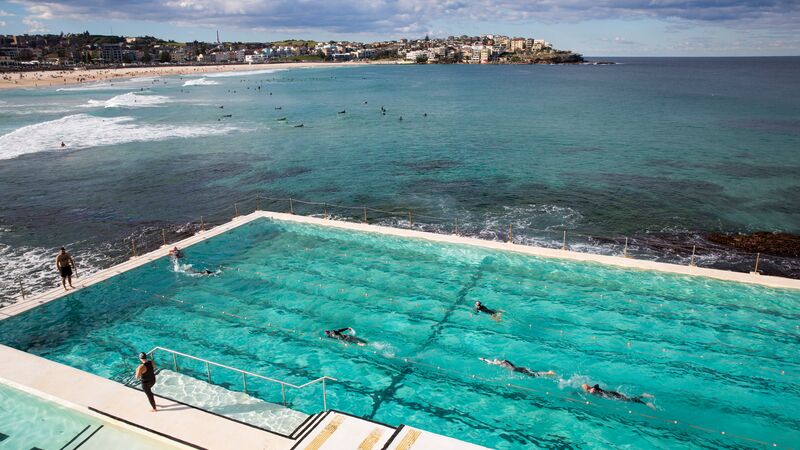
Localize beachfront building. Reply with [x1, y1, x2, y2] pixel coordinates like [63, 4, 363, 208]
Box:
[101, 43, 124, 63]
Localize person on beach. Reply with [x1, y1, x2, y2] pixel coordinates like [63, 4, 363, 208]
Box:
[55, 247, 77, 290]
[135, 352, 158, 412]
[325, 327, 367, 346]
[474, 301, 503, 321]
[480, 358, 556, 377]
[581, 383, 655, 409]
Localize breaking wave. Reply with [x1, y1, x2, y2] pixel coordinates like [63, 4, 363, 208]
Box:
[0, 113, 239, 160]
[85, 92, 171, 108]
[183, 78, 219, 86]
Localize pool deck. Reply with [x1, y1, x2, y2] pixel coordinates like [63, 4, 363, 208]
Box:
[2, 210, 798, 322]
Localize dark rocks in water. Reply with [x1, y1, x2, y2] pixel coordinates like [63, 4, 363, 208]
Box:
[707, 232, 800, 257]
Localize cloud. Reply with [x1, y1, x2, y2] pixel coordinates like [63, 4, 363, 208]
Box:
[0, 21, 5, 27]
[600, 36, 637, 45]
[10, 0, 800, 36]
[0, 9, 15, 16]
[22, 17, 49, 33]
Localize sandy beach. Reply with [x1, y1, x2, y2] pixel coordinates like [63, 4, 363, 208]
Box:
[0, 61, 376, 90]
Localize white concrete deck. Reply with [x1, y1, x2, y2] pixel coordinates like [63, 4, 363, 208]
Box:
[290, 412, 394, 450]
[384, 426, 490, 450]
[0, 345, 294, 450]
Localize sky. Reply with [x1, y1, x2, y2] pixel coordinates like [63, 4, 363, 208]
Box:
[0, 1, 798, 56]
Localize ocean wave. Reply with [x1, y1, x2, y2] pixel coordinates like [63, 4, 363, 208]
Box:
[183, 78, 219, 86]
[0, 242, 113, 307]
[85, 92, 171, 108]
[204, 68, 286, 78]
[0, 113, 239, 160]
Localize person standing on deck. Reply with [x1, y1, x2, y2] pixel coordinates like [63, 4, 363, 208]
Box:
[135, 352, 158, 412]
[55, 247, 77, 290]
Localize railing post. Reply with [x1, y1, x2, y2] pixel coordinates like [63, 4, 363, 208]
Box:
[322, 378, 327, 412]
[19, 280, 26, 300]
[753, 252, 761, 274]
[206, 361, 211, 382]
[234, 202, 239, 217]
[508, 224, 513, 243]
[256, 195, 261, 211]
[623, 237, 628, 257]
[162, 229, 167, 246]
[454, 217, 459, 236]
[131, 239, 138, 258]
[363, 206, 368, 223]
[289, 198, 294, 214]
[172, 352, 178, 371]
[242, 373, 247, 394]
[690, 245, 696, 266]
[200, 216, 205, 232]
[324, 203, 328, 219]
[281, 383, 286, 406]
[562, 230, 567, 250]
[408, 211, 413, 228]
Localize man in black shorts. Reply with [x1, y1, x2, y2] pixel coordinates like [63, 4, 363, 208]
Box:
[582, 383, 655, 409]
[55, 247, 77, 290]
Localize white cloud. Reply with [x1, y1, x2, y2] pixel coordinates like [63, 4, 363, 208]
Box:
[0, 21, 5, 27]
[22, 17, 49, 33]
[0, 9, 14, 16]
[14, 0, 800, 36]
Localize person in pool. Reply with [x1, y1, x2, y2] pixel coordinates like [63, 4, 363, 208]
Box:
[480, 358, 556, 377]
[582, 383, 655, 409]
[325, 327, 367, 346]
[168, 246, 184, 259]
[474, 301, 503, 321]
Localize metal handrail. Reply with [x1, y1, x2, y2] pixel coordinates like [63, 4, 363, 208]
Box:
[147, 346, 337, 411]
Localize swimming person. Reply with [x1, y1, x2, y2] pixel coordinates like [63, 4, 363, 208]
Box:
[325, 327, 367, 346]
[168, 246, 184, 259]
[135, 352, 157, 412]
[581, 383, 655, 409]
[480, 358, 556, 377]
[55, 247, 77, 290]
[474, 301, 503, 321]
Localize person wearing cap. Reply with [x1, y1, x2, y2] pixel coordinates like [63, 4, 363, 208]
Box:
[135, 352, 157, 411]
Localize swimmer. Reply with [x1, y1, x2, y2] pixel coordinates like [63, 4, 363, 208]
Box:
[324, 327, 367, 346]
[474, 301, 503, 321]
[60, 141, 66, 148]
[480, 358, 556, 377]
[582, 384, 655, 409]
[168, 246, 184, 259]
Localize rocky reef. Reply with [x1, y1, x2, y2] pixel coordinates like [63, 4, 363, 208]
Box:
[707, 231, 800, 257]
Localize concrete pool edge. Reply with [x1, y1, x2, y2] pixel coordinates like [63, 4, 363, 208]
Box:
[0, 345, 291, 449]
[1, 209, 798, 320]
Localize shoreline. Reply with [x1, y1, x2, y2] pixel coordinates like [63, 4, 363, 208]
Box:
[0, 61, 376, 90]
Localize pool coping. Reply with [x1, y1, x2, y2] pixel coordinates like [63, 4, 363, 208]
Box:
[1, 209, 798, 321]
[0, 345, 295, 450]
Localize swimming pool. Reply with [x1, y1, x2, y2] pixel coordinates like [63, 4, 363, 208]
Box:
[1, 217, 798, 448]
[0, 380, 171, 450]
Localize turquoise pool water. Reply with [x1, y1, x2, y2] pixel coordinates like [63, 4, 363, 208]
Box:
[1, 218, 798, 448]
[0, 382, 168, 450]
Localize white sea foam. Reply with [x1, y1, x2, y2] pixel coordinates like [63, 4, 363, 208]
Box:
[85, 92, 171, 108]
[0, 113, 239, 160]
[182, 77, 219, 86]
[0, 242, 111, 307]
[56, 77, 163, 92]
[204, 68, 285, 78]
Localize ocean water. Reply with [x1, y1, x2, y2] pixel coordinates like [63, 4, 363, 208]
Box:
[1, 58, 799, 301]
[0, 218, 797, 449]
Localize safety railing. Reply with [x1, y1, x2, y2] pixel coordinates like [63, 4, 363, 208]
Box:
[147, 346, 337, 412]
[3, 193, 800, 305]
